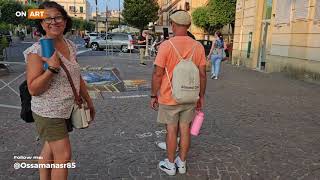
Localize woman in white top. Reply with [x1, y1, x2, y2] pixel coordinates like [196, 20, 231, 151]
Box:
[24, 2, 95, 179]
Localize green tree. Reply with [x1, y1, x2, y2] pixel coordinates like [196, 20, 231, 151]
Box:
[0, 1, 24, 25]
[192, 0, 236, 34]
[72, 18, 90, 31]
[192, 7, 222, 34]
[208, 0, 236, 27]
[84, 21, 95, 32]
[122, 0, 159, 32]
[0, 22, 10, 32]
[22, 3, 38, 27]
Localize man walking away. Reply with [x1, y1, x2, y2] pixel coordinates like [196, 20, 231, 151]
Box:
[150, 10, 207, 176]
[138, 30, 148, 66]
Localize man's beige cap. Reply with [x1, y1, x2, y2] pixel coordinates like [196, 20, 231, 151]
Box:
[170, 11, 191, 25]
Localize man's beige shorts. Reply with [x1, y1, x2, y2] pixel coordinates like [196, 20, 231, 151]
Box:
[157, 104, 196, 124]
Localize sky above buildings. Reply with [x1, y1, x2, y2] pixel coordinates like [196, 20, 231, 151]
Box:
[88, 0, 123, 12]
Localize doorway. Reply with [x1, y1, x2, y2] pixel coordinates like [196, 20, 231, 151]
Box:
[257, 0, 273, 71]
[258, 21, 270, 70]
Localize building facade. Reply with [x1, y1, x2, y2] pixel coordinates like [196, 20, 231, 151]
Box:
[233, 0, 320, 80]
[157, 0, 209, 39]
[90, 10, 123, 33]
[17, 0, 91, 20]
[17, 0, 44, 4]
[54, 0, 91, 20]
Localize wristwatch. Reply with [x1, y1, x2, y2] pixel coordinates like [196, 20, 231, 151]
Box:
[47, 66, 60, 74]
[150, 95, 157, 99]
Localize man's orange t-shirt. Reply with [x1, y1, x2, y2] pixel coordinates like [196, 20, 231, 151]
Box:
[154, 36, 207, 105]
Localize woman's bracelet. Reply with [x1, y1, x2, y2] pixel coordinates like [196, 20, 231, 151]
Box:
[47, 66, 60, 74]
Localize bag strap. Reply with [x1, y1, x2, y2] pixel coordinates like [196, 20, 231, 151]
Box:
[168, 40, 197, 60]
[165, 68, 173, 93]
[189, 43, 198, 59]
[59, 39, 82, 106]
[168, 40, 182, 60]
[60, 62, 82, 106]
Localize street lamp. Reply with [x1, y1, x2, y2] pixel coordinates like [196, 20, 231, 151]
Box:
[95, 0, 98, 33]
[105, 1, 108, 56]
[118, 0, 120, 29]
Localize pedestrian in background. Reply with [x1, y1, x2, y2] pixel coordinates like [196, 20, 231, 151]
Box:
[207, 31, 225, 80]
[138, 30, 148, 66]
[150, 10, 207, 176]
[23, 1, 95, 180]
[33, 29, 42, 41]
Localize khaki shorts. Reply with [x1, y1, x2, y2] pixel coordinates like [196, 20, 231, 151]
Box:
[33, 112, 71, 142]
[157, 104, 196, 124]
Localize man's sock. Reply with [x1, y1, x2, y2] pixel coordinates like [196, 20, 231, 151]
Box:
[167, 160, 175, 169]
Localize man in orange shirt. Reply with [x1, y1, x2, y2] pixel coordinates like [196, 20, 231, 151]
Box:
[150, 10, 207, 175]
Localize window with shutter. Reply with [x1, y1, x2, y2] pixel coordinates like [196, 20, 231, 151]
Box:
[294, 0, 309, 20]
[315, 0, 320, 21]
[275, 0, 292, 25]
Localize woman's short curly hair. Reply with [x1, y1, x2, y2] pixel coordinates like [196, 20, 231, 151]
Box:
[36, 1, 72, 35]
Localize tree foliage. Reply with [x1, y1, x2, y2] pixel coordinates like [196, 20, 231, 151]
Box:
[72, 18, 83, 30]
[208, 0, 236, 25]
[0, 0, 24, 25]
[0, 22, 10, 32]
[192, 7, 209, 29]
[192, 0, 236, 33]
[122, 0, 159, 32]
[72, 18, 94, 32]
[22, 3, 38, 27]
[84, 21, 95, 32]
[0, 36, 8, 49]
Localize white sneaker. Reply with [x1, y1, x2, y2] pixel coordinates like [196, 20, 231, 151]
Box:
[175, 156, 186, 174]
[214, 76, 218, 80]
[156, 142, 179, 151]
[159, 159, 176, 176]
[156, 141, 167, 150]
[211, 74, 216, 79]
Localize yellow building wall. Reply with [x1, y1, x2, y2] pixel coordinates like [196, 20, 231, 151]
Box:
[16, 0, 90, 20]
[232, 0, 258, 67]
[233, 0, 320, 80]
[157, 0, 209, 39]
[55, 0, 89, 20]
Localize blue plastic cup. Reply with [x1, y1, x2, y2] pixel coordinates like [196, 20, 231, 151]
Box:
[40, 38, 54, 69]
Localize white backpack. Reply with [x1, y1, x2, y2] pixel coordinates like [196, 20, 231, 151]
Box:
[165, 40, 200, 104]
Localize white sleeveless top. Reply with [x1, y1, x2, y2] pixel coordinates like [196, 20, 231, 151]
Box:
[23, 38, 81, 119]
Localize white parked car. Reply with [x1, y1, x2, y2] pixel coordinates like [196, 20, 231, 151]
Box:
[90, 33, 135, 52]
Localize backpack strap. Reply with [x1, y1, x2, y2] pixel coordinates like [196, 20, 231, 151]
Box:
[168, 40, 183, 60]
[189, 43, 198, 60]
[165, 40, 179, 93]
[165, 68, 174, 93]
[169, 40, 198, 60]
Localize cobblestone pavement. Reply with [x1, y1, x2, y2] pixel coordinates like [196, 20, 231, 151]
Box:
[0, 55, 320, 180]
